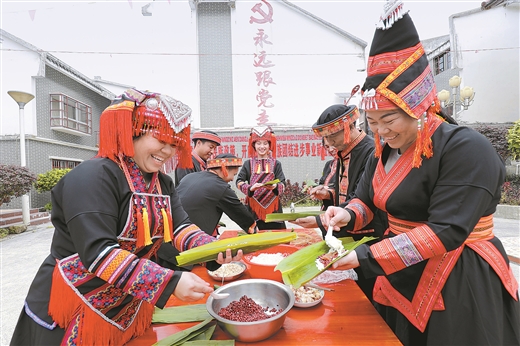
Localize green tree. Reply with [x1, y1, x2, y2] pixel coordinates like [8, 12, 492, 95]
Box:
[0, 165, 36, 205]
[507, 120, 520, 161]
[34, 168, 71, 193]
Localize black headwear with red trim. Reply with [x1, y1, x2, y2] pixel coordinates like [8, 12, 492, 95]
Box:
[207, 153, 242, 178]
[360, 0, 441, 168]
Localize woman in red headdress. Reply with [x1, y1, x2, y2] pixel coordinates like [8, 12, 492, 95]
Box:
[10, 89, 242, 346]
[323, 2, 519, 345]
[236, 126, 287, 230]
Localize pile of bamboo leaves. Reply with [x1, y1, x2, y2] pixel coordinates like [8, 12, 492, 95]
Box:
[176, 231, 297, 267]
[275, 236, 377, 288]
[152, 305, 234, 346]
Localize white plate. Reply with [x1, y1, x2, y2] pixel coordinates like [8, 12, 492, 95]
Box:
[293, 287, 325, 308]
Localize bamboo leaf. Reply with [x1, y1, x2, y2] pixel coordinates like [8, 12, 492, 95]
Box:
[265, 211, 324, 222]
[152, 305, 211, 324]
[276, 236, 377, 288]
[176, 232, 297, 267]
[187, 324, 216, 341]
[183, 341, 235, 345]
[153, 318, 215, 346]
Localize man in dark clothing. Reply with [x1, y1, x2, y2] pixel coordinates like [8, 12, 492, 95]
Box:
[295, 104, 378, 232]
[157, 154, 257, 270]
[294, 103, 387, 302]
[174, 130, 221, 186]
[312, 140, 338, 211]
[177, 153, 257, 236]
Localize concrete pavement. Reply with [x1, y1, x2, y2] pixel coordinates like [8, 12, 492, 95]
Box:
[1, 215, 518, 346]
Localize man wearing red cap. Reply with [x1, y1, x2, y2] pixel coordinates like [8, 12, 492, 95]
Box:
[174, 130, 221, 186]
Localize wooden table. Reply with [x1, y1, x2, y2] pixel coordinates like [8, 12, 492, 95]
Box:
[128, 265, 402, 345]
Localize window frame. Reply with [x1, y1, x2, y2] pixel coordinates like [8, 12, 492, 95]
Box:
[433, 50, 451, 75]
[50, 93, 92, 135]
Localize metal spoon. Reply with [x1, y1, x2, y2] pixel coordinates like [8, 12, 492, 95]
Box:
[210, 292, 230, 299]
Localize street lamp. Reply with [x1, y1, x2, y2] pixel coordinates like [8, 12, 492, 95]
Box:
[437, 75, 475, 120]
[7, 90, 35, 226]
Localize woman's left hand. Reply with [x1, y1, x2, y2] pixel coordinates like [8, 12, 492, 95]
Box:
[216, 248, 243, 264]
[331, 250, 359, 270]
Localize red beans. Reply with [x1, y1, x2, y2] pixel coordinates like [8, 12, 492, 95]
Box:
[218, 295, 283, 322]
[317, 251, 339, 267]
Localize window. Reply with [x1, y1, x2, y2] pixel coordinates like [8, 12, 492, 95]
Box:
[50, 94, 92, 135]
[433, 50, 451, 75]
[51, 158, 82, 169]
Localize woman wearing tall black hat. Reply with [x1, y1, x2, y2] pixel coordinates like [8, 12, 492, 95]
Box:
[10, 89, 242, 345]
[324, 1, 519, 345]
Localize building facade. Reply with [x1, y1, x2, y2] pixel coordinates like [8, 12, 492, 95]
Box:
[425, 1, 519, 124]
[1, 29, 114, 209]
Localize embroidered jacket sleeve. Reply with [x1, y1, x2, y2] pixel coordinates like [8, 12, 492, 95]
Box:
[236, 159, 253, 196]
[356, 126, 505, 277]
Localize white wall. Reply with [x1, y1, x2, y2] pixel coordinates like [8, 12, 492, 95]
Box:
[0, 38, 40, 136]
[451, 4, 520, 123]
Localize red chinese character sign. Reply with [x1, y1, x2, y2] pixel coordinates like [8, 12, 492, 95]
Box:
[250, 0, 276, 125]
[214, 133, 330, 160]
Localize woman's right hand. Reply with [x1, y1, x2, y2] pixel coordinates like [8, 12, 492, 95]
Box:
[250, 182, 264, 192]
[309, 185, 329, 200]
[173, 272, 213, 302]
[292, 216, 318, 228]
[324, 206, 351, 231]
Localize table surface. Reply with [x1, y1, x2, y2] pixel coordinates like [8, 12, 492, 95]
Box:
[128, 265, 402, 345]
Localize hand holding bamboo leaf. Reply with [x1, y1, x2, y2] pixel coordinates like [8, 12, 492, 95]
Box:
[331, 249, 360, 270]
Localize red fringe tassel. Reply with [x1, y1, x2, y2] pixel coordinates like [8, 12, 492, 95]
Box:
[248, 198, 279, 221]
[97, 109, 135, 161]
[49, 265, 154, 345]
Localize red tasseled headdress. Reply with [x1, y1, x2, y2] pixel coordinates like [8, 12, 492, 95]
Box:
[97, 89, 193, 169]
[248, 126, 277, 159]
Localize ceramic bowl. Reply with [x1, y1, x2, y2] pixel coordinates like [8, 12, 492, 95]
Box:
[207, 262, 246, 282]
[292, 286, 325, 308]
[242, 244, 298, 282]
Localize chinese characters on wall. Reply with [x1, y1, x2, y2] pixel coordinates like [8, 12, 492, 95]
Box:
[215, 133, 327, 160]
[250, 0, 276, 125]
